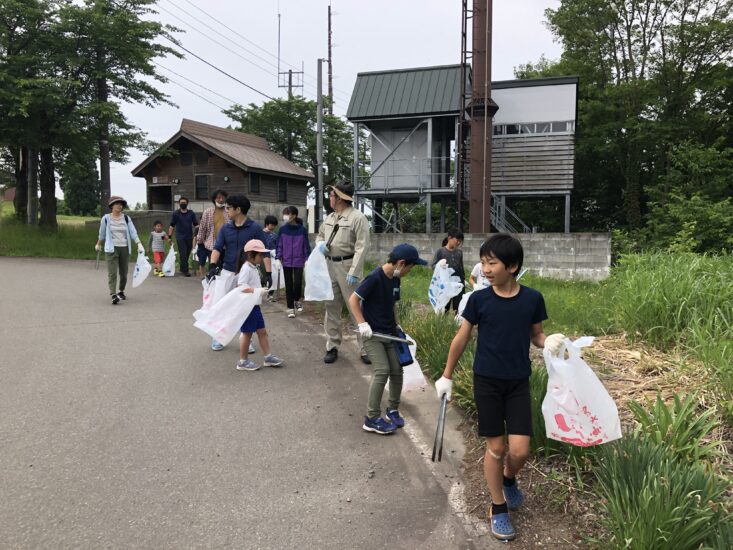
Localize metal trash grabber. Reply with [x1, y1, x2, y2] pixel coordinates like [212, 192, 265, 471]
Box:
[351, 330, 410, 344]
[432, 393, 448, 462]
[95, 250, 100, 270]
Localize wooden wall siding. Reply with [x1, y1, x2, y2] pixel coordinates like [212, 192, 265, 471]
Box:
[143, 149, 308, 206]
[491, 134, 575, 192]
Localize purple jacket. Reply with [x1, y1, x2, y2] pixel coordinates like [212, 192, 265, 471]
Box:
[276, 223, 311, 268]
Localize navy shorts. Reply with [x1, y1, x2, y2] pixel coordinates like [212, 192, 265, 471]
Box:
[197, 244, 210, 266]
[240, 306, 265, 334]
[473, 374, 532, 438]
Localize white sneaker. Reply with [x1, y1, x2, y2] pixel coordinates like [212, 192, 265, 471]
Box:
[287, 309, 295, 318]
[249, 344, 256, 354]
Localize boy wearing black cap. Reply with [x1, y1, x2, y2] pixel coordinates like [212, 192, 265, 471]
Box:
[348, 243, 428, 435]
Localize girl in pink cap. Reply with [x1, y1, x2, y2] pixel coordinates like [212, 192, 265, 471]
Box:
[235, 239, 284, 371]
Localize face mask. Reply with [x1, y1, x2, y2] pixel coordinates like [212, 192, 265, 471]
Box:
[180, 203, 188, 210]
[215, 202, 225, 208]
[282, 215, 291, 223]
[393, 269, 401, 278]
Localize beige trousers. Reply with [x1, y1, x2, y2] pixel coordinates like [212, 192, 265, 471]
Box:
[324, 258, 364, 355]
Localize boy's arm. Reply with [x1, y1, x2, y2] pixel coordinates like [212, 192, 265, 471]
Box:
[442, 320, 473, 379]
[348, 292, 365, 324]
[530, 322, 546, 348]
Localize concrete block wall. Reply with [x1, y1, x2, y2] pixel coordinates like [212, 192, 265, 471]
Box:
[365, 233, 611, 281]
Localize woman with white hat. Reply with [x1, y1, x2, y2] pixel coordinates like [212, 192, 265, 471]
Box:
[95, 196, 146, 304]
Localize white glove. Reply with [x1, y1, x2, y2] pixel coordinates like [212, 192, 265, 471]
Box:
[545, 333, 566, 356]
[95, 243, 101, 252]
[358, 322, 373, 339]
[259, 288, 270, 297]
[437, 258, 447, 268]
[435, 376, 453, 402]
[317, 241, 328, 254]
[137, 243, 145, 255]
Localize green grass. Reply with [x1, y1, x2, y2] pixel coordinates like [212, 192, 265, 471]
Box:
[0, 215, 99, 259]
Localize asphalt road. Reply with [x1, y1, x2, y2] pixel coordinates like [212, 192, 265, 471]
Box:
[0, 257, 479, 549]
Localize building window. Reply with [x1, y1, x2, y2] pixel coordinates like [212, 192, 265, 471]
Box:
[249, 173, 260, 194]
[180, 152, 192, 166]
[278, 178, 288, 202]
[492, 120, 575, 137]
[195, 149, 209, 165]
[195, 174, 209, 199]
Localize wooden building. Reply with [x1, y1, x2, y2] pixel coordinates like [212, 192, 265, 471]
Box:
[131, 119, 313, 220]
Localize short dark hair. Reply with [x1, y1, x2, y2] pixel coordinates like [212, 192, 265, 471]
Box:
[282, 205, 298, 217]
[479, 234, 524, 276]
[226, 194, 250, 214]
[442, 229, 464, 247]
[387, 252, 414, 267]
[264, 215, 278, 227]
[179, 196, 189, 203]
[153, 220, 162, 226]
[211, 189, 228, 203]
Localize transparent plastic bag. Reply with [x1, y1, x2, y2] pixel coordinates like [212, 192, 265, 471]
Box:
[269, 255, 286, 291]
[542, 337, 622, 446]
[303, 248, 334, 301]
[428, 264, 464, 314]
[162, 247, 176, 277]
[193, 287, 260, 346]
[132, 253, 152, 288]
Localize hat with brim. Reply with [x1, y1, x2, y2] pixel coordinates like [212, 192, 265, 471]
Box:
[244, 239, 268, 253]
[391, 243, 428, 265]
[327, 184, 353, 202]
[108, 195, 127, 208]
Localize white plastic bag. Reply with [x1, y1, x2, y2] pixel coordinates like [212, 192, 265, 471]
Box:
[303, 248, 334, 301]
[269, 255, 286, 291]
[401, 333, 427, 392]
[201, 270, 235, 312]
[132, 253, 152, 288]
[162, 247, 176, 277]
[542, 336, 622, 446]
[193, 287, 260, 346]
[428, 264, 464, 314]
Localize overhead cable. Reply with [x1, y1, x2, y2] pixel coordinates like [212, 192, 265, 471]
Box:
[155, 62, 238, 105]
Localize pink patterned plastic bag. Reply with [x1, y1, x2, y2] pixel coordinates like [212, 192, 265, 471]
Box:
[541, 337, 622, 446]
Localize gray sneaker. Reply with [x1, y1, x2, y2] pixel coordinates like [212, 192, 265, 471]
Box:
[295, 301, 303, 312]
[263, 354, 284, 367]
[248, 343, 256, 354]
[236, 359, 261, 371]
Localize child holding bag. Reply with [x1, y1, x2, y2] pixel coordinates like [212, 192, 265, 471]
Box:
[235, 239, 284, 372]
[276, 206, 310, 318]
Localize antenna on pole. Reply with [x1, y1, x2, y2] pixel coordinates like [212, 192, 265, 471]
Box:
[327, 2, 333, 114]
[277, 10, 304, 97]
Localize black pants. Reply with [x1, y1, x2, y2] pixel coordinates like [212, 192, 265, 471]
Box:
[177, 238, 192, 273]
[445, 289, 463, 312]
[283, 266, 304, 309]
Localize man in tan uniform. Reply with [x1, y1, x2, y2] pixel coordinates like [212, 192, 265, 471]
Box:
[316, 181, 371, 364]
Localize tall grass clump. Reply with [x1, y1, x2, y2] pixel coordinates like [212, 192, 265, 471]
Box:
[0, 216, 98, 259]
[612, 253, 733, 413]
[593, 395, 731, 549]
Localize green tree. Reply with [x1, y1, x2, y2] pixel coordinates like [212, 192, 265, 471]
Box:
[224, 96, 355, 186]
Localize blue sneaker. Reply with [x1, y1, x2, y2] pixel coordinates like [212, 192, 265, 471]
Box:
[385, 408, 405, 428]
[362, 416, 397, 435]
[263, 354, 284, 367]
[211, 339, 224, 351]
[503, 482, 524, 510]
[236, 359, 260, 371]
[489, 508, 516, 541]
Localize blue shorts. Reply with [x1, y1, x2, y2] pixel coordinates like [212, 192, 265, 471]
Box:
[197, 244, 210, 266]
[240, 306, 265, 334]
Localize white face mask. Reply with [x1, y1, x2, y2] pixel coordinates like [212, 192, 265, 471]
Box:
[393, 269, 401, 278]
[215, 202, 225, 208]
[282, 215, 291, 223]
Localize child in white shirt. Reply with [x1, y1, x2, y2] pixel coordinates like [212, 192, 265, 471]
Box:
[470, 261, 491, 290]
[235, 239, 284, 371]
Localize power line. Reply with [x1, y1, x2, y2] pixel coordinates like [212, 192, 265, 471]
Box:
[165, 77, 227, 111]
[175, 0, 353, 102]
[157, 3, 278, 80]
[155, 62, 238, 105]
[163, 36, 274, 100]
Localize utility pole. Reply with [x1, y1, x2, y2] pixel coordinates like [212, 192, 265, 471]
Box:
[468, 0, 498, 233]
[327, 3, 333, 115]
[316, 58, 324, 232]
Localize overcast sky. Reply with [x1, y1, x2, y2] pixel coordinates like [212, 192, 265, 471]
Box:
[111, 0, 563, 206]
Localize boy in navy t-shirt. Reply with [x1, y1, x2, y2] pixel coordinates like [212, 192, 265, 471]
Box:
[436, 234, 565, 541]
[348, 243, 428, 435]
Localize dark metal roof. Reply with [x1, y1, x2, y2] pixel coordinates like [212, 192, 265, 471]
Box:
[346, 64, 463, 121]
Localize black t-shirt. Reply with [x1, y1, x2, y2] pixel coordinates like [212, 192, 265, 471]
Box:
[462, 285, 548, 379]
[170, 210, 198, 240]
[354, 267, 401, 335]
